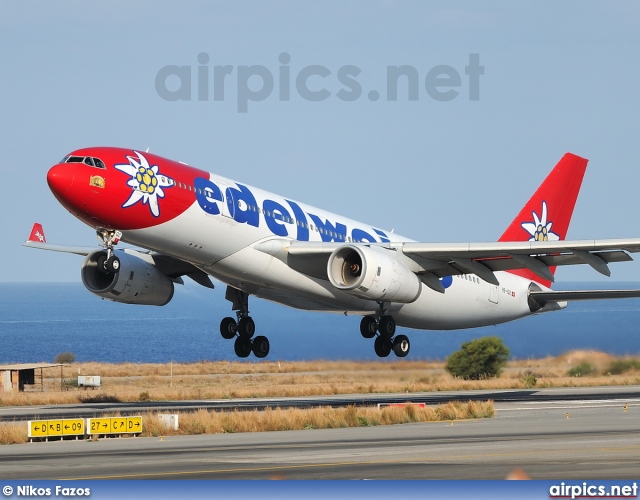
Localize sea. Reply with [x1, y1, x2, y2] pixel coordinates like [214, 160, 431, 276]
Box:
[1, 281, 640, 364]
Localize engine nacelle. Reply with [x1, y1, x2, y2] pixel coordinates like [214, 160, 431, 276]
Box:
[327, 245, 421, 303]
[81, 250, 174, 306]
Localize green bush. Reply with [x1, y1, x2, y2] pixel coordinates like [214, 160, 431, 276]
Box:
[520, 371, 538, 388]
[567, 361, 596, 377]
[54, 352, 75, 364]
[62, 378, 78, 390]
[606, 359, 640, 375]
[445, 336, 510, 380]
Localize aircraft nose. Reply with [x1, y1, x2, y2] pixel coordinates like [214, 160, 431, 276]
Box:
[47, 164, 75, 198]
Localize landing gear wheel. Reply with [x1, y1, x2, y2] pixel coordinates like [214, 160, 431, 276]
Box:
[252, 336, 270, 358]
[378, 315, 396, 338]
[237, 317, 256, 339]
[96, 254, 110, 275]
[360, 316, 377, 339]
[234, 337, 252, 358]
[220, 317, 237, 340]
[106, 255, 120, 273]
[374, 336, 392, 357]
[392, 334, 410, 357]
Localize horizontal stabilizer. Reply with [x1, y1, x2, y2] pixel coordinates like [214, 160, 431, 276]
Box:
[531, 289, 640, 302]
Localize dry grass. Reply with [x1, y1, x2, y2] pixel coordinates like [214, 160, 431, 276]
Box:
[1, 351, 639, 408]
[0, 400, 494, 445]
[144, 401, 493, 436]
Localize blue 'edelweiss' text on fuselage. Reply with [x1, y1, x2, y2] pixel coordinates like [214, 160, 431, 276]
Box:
[194, 177, 390, 243]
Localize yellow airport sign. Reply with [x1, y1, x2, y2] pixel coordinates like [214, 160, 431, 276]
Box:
[126, 416, 143, 433]
[47, 420, 63, 436]
[88, 418, 111, 435]
[28, 420, 49, 438]
[87, 416, 142, 435]
[62, 419, 85, 435]
[111, 417, 127, 434]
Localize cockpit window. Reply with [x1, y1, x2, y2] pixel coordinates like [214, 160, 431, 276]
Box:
[63, 155, 106, 169]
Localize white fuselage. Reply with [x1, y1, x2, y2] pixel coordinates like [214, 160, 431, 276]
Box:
[119, 170, 552, 330]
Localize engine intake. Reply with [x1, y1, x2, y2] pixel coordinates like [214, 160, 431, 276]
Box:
[327, 245, 421, 303]
[81, 250, 174, 306]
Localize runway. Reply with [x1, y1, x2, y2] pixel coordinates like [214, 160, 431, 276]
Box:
[2, 385, 640, 421]
[0, 387, 639, 479]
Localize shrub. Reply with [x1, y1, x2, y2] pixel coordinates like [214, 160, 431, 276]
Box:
[445, 336, 510, 380]
[606, 359, 640, 375]
[54, 352, 75, 364]
[567, 361, 596, 377]
[62, 378, 78, 390]
[520, 371, 537, 388]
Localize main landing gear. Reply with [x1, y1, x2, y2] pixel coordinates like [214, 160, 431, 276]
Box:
[219, 286, 270, 359]
[360, 304, 410, 358]
[96, 229, 122, 275]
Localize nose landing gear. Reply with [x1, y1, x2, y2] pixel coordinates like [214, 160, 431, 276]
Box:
[96, 229, 122, 275]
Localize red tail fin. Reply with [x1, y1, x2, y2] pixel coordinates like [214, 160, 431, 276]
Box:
[28, 223, 47, 243]
[498, 153, 588, 287]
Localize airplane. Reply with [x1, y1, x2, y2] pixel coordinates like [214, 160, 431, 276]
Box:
[24, 147, 640, 359]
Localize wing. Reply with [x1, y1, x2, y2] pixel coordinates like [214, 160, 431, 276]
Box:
[399, 238, 640, 291]
[23, 223, 214, 289]
[255, 237, 640, 293]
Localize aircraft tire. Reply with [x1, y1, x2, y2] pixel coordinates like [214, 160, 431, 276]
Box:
[359, 316, 377, 339]
[237, 317, 256, 339]
[374, 336, 392, 357]
[378, 316, 396, 338]
[107, 255, 120, 273]
[97, 255, 110, 275]
[252, 335, 270, 358]
[392, 334, 410, 357]
[220, 317, 237, 340]
[234, 337, 252, 358]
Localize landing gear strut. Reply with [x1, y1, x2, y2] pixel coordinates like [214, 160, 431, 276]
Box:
[219, 286, 270, 358]
[96, 229, 122, 274]
[360, 303, 410, 358]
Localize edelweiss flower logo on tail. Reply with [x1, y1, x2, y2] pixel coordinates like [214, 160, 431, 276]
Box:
[521, 201, 559, 241]
[115, 151, 174, 217]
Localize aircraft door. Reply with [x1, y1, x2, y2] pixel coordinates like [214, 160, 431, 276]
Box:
[217, 184, 235, 219]
[488, 285, 499, 304]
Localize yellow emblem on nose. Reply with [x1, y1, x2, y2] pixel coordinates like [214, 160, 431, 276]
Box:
[90, 176, 105, 189]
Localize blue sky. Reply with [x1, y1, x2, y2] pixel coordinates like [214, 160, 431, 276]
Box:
[2, 1, 640, 283]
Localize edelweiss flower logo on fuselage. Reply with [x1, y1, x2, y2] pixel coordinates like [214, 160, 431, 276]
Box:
[521, 201, 559, 241]
[114, 151, 174, 217]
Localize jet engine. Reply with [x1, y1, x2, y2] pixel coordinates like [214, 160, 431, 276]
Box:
[81, 250, 175, 305]
[327, 245, 421, 303]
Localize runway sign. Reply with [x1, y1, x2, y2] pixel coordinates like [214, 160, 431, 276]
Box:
[88, 417, 112, 434]
[62, 418, 85, 435]
[28, 418, 85, 438]
[87, 416, 143, 435]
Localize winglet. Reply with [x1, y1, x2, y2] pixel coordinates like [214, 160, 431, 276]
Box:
[28, 223, 47, 244]
[498, 153, 588, 287]
[23, 224, 94, 255]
